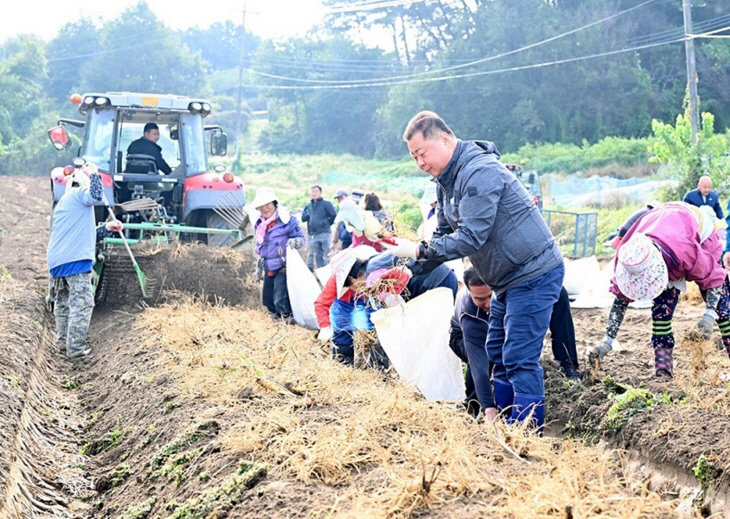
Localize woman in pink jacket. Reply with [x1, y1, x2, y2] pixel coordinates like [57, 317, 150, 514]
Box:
[589, 202, 729, 377]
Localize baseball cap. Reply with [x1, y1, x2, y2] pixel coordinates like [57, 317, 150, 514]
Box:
[334, 189, 348, 198]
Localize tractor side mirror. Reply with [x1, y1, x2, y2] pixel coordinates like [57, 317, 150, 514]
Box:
[211, 132, 227, 156]
[48, 126, 72, 150]
[170, 126, 179, 140]
[528, 172, 536, 184]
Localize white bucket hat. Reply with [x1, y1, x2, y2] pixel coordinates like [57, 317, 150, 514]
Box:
[615, 233, 668, 301]
[329, 246, 378, 298]
[334, 199, 365, 232]
[250, 187, 278, 209]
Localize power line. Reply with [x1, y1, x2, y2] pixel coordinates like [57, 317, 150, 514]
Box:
[234, 36, 684, 91]
[244, 0, 662, 85]
[325, 0, 436, 14]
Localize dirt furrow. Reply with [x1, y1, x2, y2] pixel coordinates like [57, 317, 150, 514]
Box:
[0, 282, 91, 517]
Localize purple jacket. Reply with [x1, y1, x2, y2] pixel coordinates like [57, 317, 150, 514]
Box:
[255, 212, 305, 272]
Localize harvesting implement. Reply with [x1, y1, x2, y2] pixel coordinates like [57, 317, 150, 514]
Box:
[47, 92, 252, 303]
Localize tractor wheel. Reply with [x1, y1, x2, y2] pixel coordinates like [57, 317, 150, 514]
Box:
[205, 211, 238, 247]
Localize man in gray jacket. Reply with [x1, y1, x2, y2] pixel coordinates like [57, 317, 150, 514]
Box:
[385, 111, 564, 431]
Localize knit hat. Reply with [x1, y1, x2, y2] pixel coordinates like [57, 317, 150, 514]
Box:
[615, 233, 668, 301]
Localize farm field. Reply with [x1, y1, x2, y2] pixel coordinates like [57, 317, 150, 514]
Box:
[0, 176, 729, 518]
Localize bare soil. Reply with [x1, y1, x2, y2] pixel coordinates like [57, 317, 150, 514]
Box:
[0, 176, 729, 517]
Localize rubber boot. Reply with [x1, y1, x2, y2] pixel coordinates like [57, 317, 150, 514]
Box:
[510, 393, 545, 433]
[493, 380, 514, 414]
[559, 360, 581, 382]
[653, 346, 673, 378]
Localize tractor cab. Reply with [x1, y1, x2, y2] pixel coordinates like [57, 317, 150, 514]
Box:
[47, 92, 244, 247]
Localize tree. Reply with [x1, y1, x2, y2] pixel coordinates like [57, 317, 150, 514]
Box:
[180, 21, 260, 72]
[46, 19, 103, 103]
[252, 35, 391, 156]
[80, 2, 209, 96]
[0, 35, 49, 144]
[649, 108, 730, 198]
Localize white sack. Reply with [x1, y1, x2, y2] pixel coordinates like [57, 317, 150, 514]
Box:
[446, 259, 465, 284]
[315, 265, 332, 287]
[571, 256, 652, 309]
[563, 256, 601, 299]
[286, 250, 321, 329]
[370, 287, 466, 402]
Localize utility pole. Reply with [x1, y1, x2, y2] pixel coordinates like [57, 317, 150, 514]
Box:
[682, 0, 699, 144]
[234, 0, 247, 160]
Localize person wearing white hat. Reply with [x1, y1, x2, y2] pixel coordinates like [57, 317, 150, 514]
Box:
[47, 162, 123, 359]
[314, 246, 459, 367]
[313, 246, 379, 364]
[330, 189, 353, 254]
[251, 187, 306, 320]
[334, 199, 385, 252]
[589, 202, 729, 377]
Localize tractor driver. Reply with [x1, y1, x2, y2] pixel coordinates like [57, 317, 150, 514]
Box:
[126, 122, 172, 174]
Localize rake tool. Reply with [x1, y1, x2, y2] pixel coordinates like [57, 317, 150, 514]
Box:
[101, 193, 153, 298]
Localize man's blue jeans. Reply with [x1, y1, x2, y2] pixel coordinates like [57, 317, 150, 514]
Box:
[486, 265, 564, 424]
[307, 232, 331, 271]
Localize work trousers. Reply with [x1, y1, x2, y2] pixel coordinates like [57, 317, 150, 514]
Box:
[262, 268, 292, 318]
[53, 272, 94, 357]
[307, 232, 331, 271]
[487, 265, 564, 397]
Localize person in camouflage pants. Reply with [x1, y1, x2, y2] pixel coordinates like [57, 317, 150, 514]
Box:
[52, 273, 95, 356]
[47, 164, 121, 358]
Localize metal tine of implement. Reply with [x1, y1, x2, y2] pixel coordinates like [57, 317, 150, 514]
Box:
[214, 192, 247, 229]
[115, 198, 159, 212]
[223, 191, 252, 229]
[215, 191, 243, 214]
[214, 205, 244, 230]
[216, 201, 244, 225]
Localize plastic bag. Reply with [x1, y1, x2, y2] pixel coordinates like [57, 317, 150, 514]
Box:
[370, 287, 466, 402]
[286, 250, 321, 329]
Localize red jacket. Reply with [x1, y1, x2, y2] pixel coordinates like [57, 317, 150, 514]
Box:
[314, 276, 355, 328]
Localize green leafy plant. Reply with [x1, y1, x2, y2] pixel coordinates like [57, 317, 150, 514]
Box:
[649, 109, 730, 199]
[119, 496, 156, 519]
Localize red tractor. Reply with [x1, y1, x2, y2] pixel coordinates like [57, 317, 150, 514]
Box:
[47, 92, 249, 302]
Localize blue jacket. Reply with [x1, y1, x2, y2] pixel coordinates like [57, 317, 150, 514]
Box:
[684, 189, 723, 219]
[47, 174, 104, 271]
[254, 212, 305, 272]
[427, 140, 563, 295]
